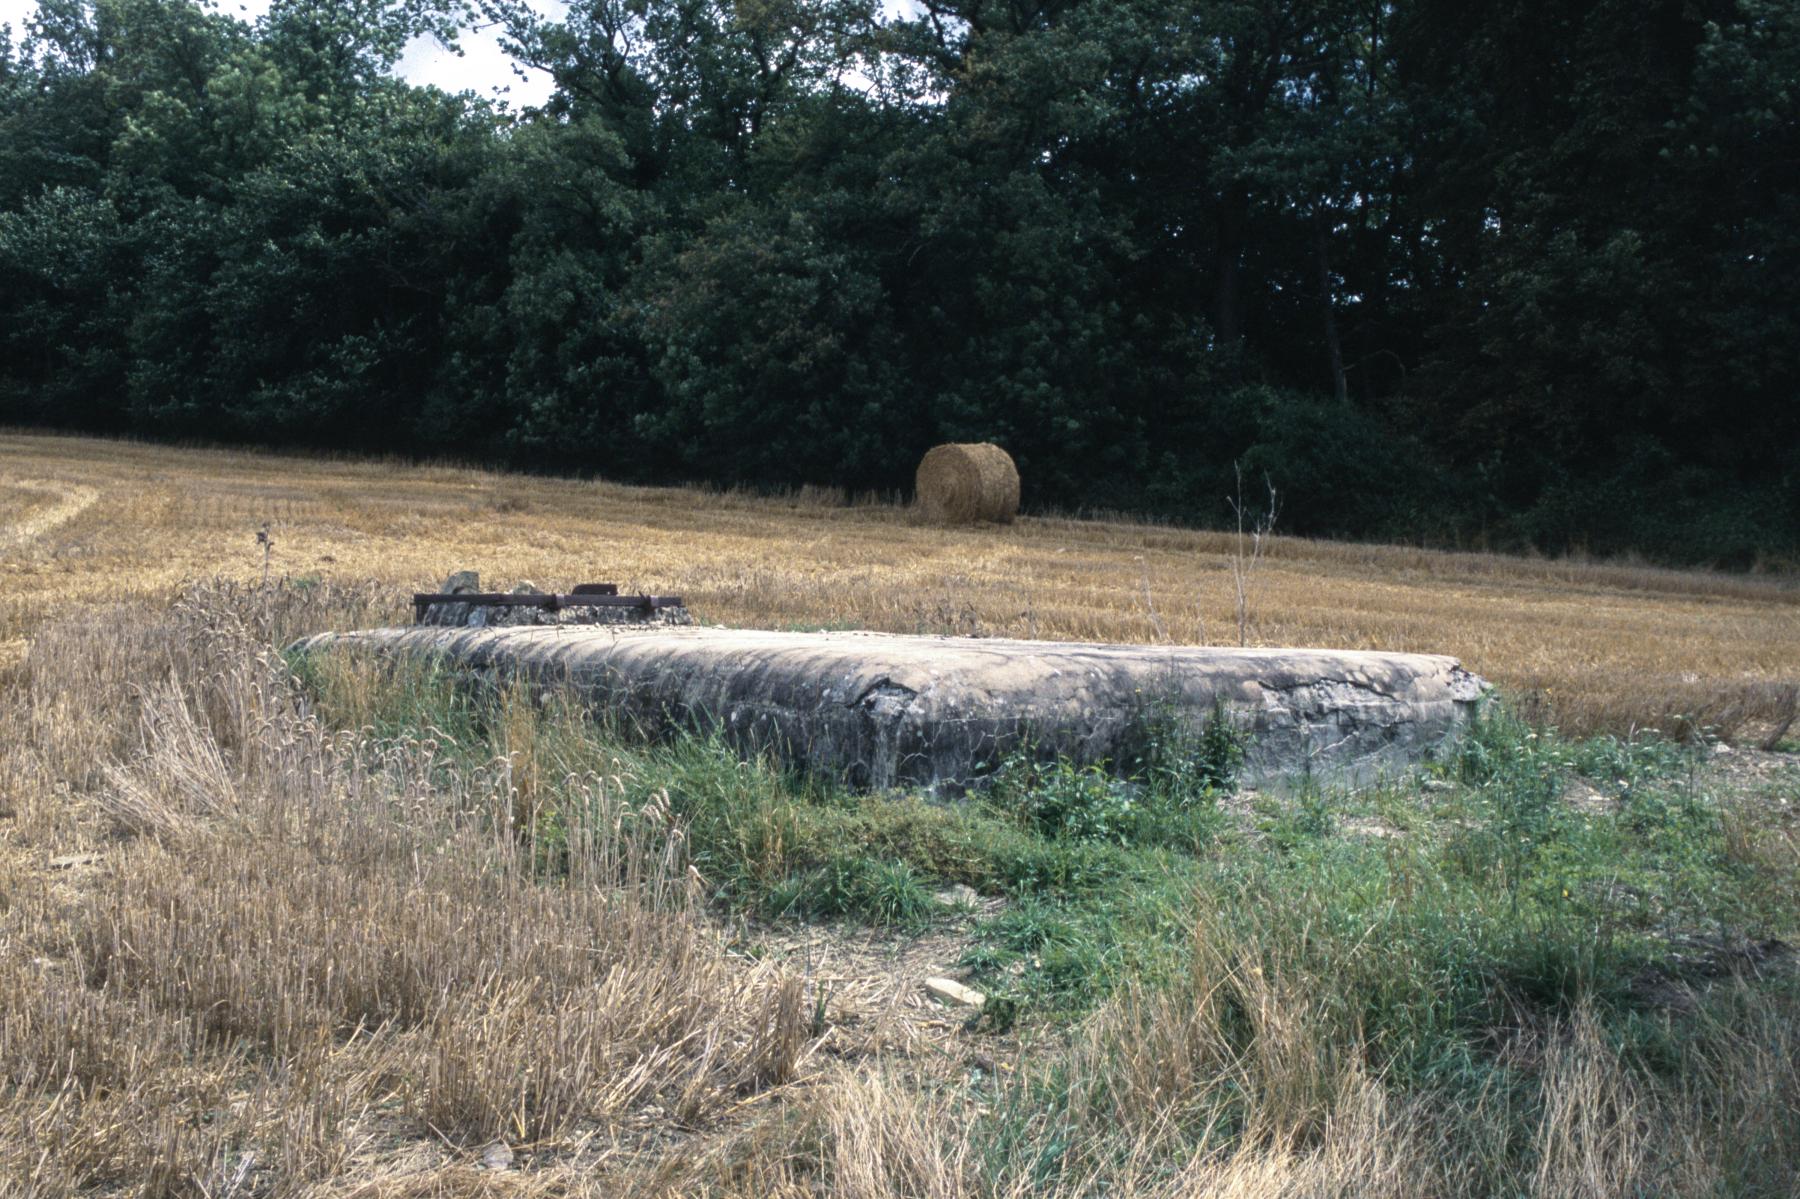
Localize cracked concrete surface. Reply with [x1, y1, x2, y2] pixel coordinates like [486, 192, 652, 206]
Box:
[293, 626, 1488, 791]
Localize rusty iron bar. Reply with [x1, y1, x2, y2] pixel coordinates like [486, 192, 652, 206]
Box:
[412, 590, 683, 622]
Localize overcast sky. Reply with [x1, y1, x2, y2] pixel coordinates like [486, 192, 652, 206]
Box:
[1, 0, 563, 108]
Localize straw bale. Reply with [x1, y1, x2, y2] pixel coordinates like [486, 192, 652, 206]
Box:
[915, 443, 1019, 525]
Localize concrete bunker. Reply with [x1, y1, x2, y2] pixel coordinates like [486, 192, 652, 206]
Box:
[293, 619, 1489, 792]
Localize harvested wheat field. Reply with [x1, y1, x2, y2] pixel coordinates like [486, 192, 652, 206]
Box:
[3, 431, 1798, 1197]
[1, 432, 1794, 740]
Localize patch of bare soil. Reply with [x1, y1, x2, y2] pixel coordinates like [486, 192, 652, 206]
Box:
[745, 890, 1018, 1082]
[1337, 814, 1404, 839]
[1705, 743, 1799, 810]
[1618, 745, 1800, 1014]
[1629, 934, 1797, 1015]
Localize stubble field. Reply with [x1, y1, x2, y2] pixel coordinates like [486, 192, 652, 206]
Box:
[2, 432, 1795, 740]
[2, 432, 1797, 1197]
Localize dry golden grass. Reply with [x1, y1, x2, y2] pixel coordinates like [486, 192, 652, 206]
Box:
[1, 585, 815, 1196]
[2, 431, 1795, 740]
[3, 432, 1798, 1196]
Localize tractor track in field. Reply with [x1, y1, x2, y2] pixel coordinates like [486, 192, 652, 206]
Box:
[0, 479, 101, 553]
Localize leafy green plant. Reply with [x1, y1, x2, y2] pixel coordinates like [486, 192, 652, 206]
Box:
[769, 855, 938, 927]
[859, 859, 939, 926]
[1262, 780, 1335, 851]
[1130, 694, 1246, 801]
[1569, 729, 1696, 791]
[1024, 760, 1141, 843]
[972, 992, 1021, 1034]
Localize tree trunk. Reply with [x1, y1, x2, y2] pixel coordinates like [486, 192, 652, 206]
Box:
[1315, 214, 1347, 404]
[1213, 184, 1247, 354]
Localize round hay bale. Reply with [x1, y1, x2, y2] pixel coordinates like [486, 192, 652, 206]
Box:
[915, 443, 1020, 525]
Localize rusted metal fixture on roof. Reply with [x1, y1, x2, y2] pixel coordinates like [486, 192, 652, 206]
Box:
[413, 572, 692, 628]
[410, 585, 685, 624]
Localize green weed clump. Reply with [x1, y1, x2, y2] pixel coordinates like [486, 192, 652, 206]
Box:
[767, 857, 939, 927]
[919, 705, 1795, 1194]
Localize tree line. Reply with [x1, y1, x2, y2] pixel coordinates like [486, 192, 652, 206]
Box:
[2, 0, 1795, 565]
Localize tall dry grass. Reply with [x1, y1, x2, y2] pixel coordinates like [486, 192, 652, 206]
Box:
[766, 913, 1800, 1199]
[0, 582, 809, 1195]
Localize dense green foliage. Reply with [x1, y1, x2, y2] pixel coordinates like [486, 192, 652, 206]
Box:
[4, 0, 1796, 563]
